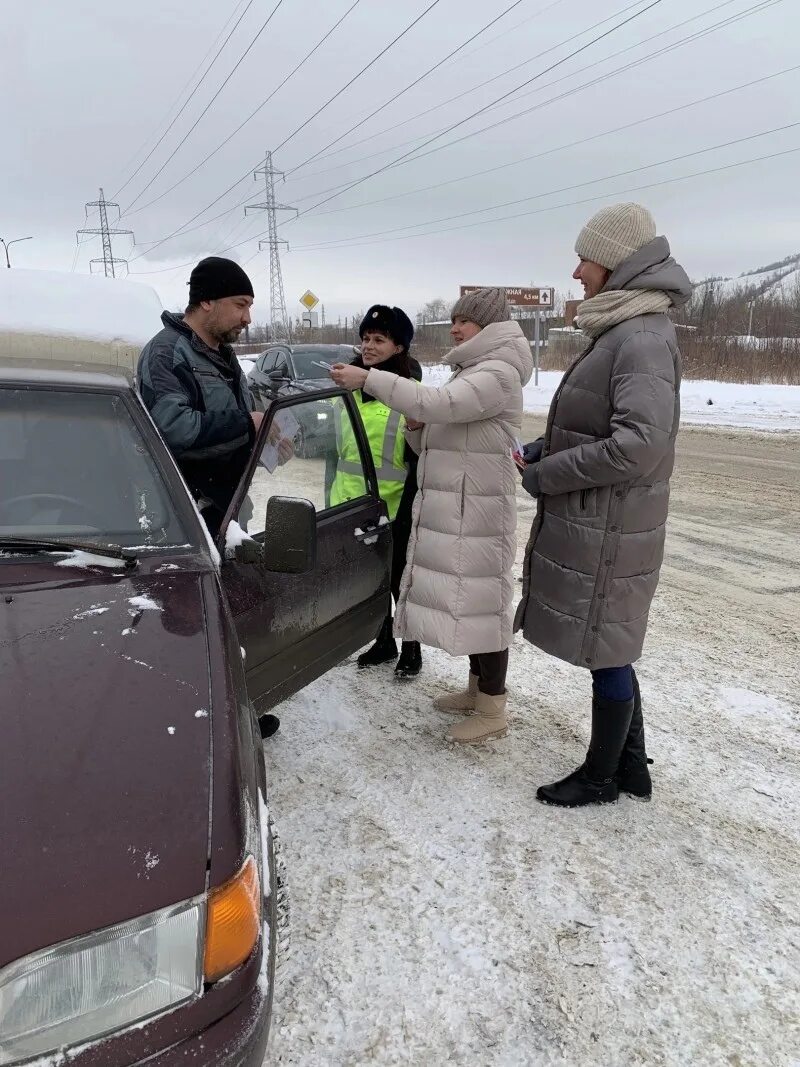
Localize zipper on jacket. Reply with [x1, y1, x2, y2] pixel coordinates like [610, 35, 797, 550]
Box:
[460, 475, 466, 517]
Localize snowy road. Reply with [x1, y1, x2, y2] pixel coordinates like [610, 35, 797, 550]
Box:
[264, 424, 799, 1066]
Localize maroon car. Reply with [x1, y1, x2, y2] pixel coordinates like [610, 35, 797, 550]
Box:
[0, 358, 392, 1065]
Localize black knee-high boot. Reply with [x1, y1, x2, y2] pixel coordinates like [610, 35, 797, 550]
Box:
[537, 694, 635, 808]
[615, 669, 653, 798]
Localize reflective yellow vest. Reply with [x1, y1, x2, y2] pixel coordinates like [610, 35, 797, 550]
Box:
[329, 391, 408, 519]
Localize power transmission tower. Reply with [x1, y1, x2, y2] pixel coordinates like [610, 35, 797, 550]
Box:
[245, 151, 297, 341]
[76, 188, 134, 277]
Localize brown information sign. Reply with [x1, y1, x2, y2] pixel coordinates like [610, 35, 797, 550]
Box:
[460, 285, 553, 308]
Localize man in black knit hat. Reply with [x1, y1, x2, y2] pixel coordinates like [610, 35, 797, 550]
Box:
[138, 257, 282, 737]
[138, 257, 261, 536]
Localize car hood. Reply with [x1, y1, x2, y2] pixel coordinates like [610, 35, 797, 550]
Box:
[0, 561, 213, 968]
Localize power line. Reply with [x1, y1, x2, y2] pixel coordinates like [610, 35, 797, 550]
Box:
[130, 0, 780, 265]
[126, 0, 363, 218]
[287, 0, 666, 222]
[283, 0, 529, 176]
[287, 0, 763, 193]
[152, 0, 664, 258]
[438, 0, 572, 70]
[141, 121, 800, 268]
[306, 66, 800, 220]
[270, 0, 445, 156]
[112, 0, 255, 200]
[291, 121, 800, 248]
[288, 0, 651, 178]
[127, 0, 443, 260]
[292, 144, 800, 252]
[122, 0, 286, 215]
[285, 0, 783, 217]
[437, 0, 786, 151]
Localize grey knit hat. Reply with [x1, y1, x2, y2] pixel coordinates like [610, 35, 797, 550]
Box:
[451, 287, 510, 328]
[575, 202, 657, 272]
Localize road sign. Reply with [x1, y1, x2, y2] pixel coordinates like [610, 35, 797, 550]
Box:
[300, 289, 319, 311]
[301, 311, 319, 328]
[459, 285, 554, 309]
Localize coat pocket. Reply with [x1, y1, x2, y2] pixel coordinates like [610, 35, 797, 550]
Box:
[569, 487, 598, 519]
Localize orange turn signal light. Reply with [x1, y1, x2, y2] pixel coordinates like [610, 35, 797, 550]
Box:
[204, 856, 261, 983]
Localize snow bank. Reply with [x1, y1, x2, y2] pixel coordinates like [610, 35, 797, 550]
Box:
[422, 366, 800, 432]
[0, 269, 161, 346]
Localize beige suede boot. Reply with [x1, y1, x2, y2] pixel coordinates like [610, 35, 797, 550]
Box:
[446, 691, 508, 745]
[433, 673, 479, 714]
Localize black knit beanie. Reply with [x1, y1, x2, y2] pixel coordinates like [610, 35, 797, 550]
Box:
[188, 257, 254, 304]
[359, 304, 414, 350]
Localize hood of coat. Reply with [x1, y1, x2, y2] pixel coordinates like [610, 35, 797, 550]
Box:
[602, 236, 693, 308]
[447, 320, 533, 385]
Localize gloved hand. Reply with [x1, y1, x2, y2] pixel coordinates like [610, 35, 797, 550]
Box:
[521, 462, 541, 498]
[522, 437, 545, 464]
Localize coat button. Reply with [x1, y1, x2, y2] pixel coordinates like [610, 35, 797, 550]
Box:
[610, 525, 619, 532]
[585, 657, 592, 664]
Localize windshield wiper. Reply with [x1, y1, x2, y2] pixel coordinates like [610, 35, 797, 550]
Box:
[0, 537, 138, 568]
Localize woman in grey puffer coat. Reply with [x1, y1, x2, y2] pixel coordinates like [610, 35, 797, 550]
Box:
[515, 202, 693, 808]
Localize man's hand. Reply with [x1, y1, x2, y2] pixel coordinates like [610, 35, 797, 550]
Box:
[330, 363, 369, 391]
[406, 419, 424, 431]
[276, 437, 294, 465]
[251, 411, 264, 432]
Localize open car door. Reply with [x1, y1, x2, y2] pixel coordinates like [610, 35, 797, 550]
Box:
[218, 387, 392, 713]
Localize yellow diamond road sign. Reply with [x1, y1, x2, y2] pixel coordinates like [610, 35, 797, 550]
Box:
[300, 289, 319, 311]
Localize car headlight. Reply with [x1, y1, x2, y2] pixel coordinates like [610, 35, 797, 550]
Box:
[0, 899, 204, 1065]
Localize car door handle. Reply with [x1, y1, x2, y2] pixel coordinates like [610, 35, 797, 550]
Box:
[354, 523, 388, 544]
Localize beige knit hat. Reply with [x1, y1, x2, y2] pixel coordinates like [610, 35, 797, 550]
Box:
[451, 287, 510, 328]
[575, 202, 657, 272]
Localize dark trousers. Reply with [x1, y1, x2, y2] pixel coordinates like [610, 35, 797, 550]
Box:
[468, 650, 509, 696]
[592, 665, 634, 701]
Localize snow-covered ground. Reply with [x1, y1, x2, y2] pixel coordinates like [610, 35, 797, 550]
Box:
[422, 365, 800, 433]
[266, 427, 800, 1065]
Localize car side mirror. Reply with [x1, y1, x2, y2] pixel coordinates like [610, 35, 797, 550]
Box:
[262, 496, 316, 573]
[268, 369, 289, 382]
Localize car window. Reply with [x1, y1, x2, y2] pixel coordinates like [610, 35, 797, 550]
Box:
[238, 396, 369, 537]
[258, 353, 276, 373]
[273, 356, 289, 376]
[0, 386, 190, 548]
[291, 350, 349, 381]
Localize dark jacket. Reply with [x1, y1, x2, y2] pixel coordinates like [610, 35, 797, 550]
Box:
[514, 240, 693, 669]
[137, 312, 254, 517]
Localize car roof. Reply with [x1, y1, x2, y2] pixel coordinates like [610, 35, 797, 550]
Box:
[0, 356, 135, 390]
[289, 344, 355, 353]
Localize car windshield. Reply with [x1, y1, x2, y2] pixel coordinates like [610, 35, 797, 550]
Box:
[0, 386, 191, 550]
[291, 349, 350, 381]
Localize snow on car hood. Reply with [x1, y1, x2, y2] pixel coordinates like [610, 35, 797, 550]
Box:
[0, 563, 213, 968]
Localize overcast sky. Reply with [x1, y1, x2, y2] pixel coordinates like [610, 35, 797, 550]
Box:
[2, 0, 798, 325]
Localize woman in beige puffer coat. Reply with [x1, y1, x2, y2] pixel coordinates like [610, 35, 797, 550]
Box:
[331, 288, 533, 745]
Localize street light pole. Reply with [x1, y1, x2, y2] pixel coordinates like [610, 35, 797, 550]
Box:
[0, 236, 33, 268]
